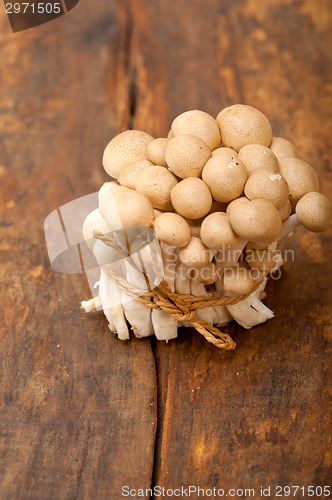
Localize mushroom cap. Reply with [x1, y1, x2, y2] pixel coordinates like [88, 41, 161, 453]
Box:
[238, 144, 279, 176]
[178, 236, 212, 269]
[171, 177, 212, 219]
[153, 212, 191, 247]
[202, 155, 248, 203]
[247, 248, 278, 274]
[193, 262, 218, 285]
[296, 192, 332, 232]
[229, 199, 282, 244]
[103, 130, 154, 179]
[147, 138, 169, 167]
[244, 169, 289, 209]
[278, 157, 319, 206]
[279, 199, 292, 221]
[200, 212, 238, 249]
[136, 165, 178, 211]
[269, 137, 299, 161]
[118, 159, 154, 189]
[223, 263, 256, 295]
[216, 104, 273, 152]
[226, 196, 249, 216]
[212, 147, 239, 159]
[99, 187, 154, 229]
[82, 209, 111, 251]
[165, 134, 211, 178]
[98, 181, 128, 200]
[93, 239, 123, 268]
[171, 110, 221, 150]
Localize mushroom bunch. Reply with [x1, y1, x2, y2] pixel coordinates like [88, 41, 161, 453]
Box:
[81, 105, 332, 342]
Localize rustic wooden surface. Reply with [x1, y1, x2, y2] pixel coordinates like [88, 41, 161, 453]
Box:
[0, 0, 331, 499]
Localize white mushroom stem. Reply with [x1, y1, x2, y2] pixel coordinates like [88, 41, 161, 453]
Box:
[135, 240, 178, 342]
[121, 257, 154, 338]
[225, 280, 274, 329]
[190, 279, 215, 326]
[160, 242, 178, 290]
[274, 213, 300, 241]
[211, 279, 233, 327]
[175, 263, 192, 327]
[81, 295, 101, 313]
[99, 268, 129, 339]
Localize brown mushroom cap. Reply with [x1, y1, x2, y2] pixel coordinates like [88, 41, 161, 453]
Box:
[278, 157, 319, 206]
[226, 196, 249, 216]
[212, 147, 239, 160]
[279, 199, 292, 221]
[178, 236, 212, 269]
[136, 165, 178, 211]
[165, 134, 211, 178]
[200, 212, 238, 249]
[153, 212, 191, 247]
[229, 199, 282, 244]
[296, 192, 332, 232]
[82, 209, 111, 251]
[99, 188, 154, 229]
[103, 130, 154, 179]
[216, 104, 273, 152]
[118, 159, 154, 189]
[171, 177, 212, 219]
[269, 137, 299, 161]
[147, 138, 169, 167]
[202, 155, 248, 203]
[191, 262, 218, 285]
[238, 144, 279, 176]
[171, 110, 221, 150]
[244, 169, 289, 210]
[247, 248, 278, 274]
[223, 263, 256, 295]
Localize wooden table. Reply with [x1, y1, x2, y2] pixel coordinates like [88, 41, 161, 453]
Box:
[0, 1, 331, 498]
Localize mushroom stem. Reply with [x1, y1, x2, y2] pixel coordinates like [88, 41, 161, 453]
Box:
[274, 213, 300, 242]
[175, 263, 192, 327]
[99, 268, 129, 339]
[81, 295, 101, 313]
[190, 279, 215, 326]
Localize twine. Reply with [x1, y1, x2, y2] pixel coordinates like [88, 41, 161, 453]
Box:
[93, 230, 267, 351]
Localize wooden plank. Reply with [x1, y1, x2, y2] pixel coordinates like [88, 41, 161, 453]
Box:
[150, 0, 332, 493]
[0, 2, 157, 499]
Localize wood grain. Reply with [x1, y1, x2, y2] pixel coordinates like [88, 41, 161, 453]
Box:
[0, 0, 331, 498]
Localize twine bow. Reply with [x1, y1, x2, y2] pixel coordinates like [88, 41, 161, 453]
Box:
[93, 231, 266, 351]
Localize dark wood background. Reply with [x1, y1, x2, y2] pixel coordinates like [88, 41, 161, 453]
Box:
[0, 1, 331, 498]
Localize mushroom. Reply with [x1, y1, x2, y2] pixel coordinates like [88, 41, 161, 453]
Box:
[170, 109, 221, 150]
[212, 147, 239, 160]
[136, 165, 178, 211]
[93, 240, 130, 339]
[99, 187, 154, 230]
[178, 236, 213, 269]
[216, 104, 273, 152]
[246, 247, 281, 280]
[202, 155, 248, 203]
[278, 157, 319, 206]
[118, 159, 154, 189]
[229, 199, 282, 245]
[244, 169, 289, 209]
[238, 144, 279, 175]
[171, 177, 212, 219]
[190, 278, 215, 326]
[103, 130, 154, 179]
[174, 262, 192, 327]
[82, 209, 111, 251]
[223, 263, 274, 329]
[200, 212, 238, 250]
[279, 199, 292, 221]
[154, 212, 191, 247]
[226, 196, 249, 216]
[191, 262, 218, 285]
[269, 137, 299, 161]
[274, 191, 332, 240]
[147, 138, 169, 167]
[165, 134, 211, 178]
